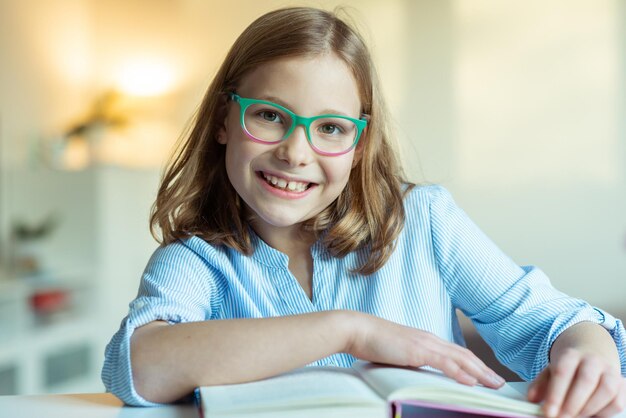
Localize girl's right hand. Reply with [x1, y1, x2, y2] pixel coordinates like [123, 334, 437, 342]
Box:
[344, 311, 505, 389]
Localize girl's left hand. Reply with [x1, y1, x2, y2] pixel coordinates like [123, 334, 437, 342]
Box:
[527, 348, 626, 417]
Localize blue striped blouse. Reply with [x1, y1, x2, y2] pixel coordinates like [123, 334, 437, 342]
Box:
[101, 185, 626, 406]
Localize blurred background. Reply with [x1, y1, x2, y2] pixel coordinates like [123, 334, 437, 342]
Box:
[0, 0, 624, 395]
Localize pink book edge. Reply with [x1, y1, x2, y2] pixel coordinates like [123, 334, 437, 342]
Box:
[389, 399, 539, 418]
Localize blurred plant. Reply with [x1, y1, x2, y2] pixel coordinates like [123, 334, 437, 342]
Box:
[42, 90, 132, 171]
[11, 214, 60, 242]
[63, 90, 128, 138]
[10, 214, 60, 275]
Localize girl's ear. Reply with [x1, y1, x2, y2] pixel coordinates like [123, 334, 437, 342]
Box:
[216, 94, 230, 144]
[352, 129, 366, 168]
[216, 125, 228, 144]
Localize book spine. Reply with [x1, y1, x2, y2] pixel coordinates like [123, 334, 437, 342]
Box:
[389, 400, 402, 418]
[193, 388, 205, 418]
[392, 399, 537, 418]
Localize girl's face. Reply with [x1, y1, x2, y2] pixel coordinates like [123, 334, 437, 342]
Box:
[218, 53, 362, 242]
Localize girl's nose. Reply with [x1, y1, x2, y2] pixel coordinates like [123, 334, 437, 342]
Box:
[274, 125, 315, 167]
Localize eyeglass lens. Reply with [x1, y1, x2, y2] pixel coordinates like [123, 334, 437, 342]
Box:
[243, 102, 358, 154]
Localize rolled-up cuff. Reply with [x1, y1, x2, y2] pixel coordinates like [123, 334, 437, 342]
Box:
[102, 310, 192, 406]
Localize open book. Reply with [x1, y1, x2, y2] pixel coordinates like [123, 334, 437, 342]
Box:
[195, 361, 543, 418]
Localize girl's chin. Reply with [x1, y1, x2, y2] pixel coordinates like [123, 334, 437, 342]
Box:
[255, 216, 307, 229]
[250, 210, 315, 230]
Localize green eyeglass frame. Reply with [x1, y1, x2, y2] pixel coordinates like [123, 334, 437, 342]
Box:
[228, 92, 368, 156]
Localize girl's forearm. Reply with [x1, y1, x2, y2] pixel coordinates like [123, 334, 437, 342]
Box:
[130, 310, 355, 403]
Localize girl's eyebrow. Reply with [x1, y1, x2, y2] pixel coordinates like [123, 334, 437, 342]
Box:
[257, 94, 354, 117]
[257, 95, 292, 108]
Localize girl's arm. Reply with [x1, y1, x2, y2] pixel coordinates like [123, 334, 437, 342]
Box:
[528, 322, 626, 417]
[131, 310, 504, 403]
[131, 311, 347, 403]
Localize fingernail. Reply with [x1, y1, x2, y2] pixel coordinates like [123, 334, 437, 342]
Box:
[545, 405, 558, 417]
[490, 374, 505, 386]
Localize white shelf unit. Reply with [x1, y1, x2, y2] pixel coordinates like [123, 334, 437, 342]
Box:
[0, 276, 105, 395]
[0, 168, 162, 396]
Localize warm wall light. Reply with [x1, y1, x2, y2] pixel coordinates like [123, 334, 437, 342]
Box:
[116, 57, 177, 97]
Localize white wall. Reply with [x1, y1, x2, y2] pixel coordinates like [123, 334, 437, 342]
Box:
[385, 1, 625, 310]
[448, 1, 626, 308]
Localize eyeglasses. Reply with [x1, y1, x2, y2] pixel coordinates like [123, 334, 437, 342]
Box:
[228, 93, 367, 156]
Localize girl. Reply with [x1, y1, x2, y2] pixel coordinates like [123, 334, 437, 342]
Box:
[102, 7, 626, 417]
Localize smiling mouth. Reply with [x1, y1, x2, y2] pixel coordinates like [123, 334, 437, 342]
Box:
[258, 172, 314, 192]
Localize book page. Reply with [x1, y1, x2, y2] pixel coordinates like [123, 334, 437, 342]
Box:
[353, 361, 542, 417]
[198, 366, 385, 416]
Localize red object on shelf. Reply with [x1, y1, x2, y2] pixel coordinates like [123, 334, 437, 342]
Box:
[29, 289, 69, 314]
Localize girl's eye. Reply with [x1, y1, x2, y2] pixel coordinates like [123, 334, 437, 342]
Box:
[258, 111, 282, 123]
[320, 124, 343, 135]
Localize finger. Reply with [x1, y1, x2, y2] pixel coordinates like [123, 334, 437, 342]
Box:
[558, 359, 602, 418]
[527, 368, 550, 403]
[461, 348, 503, 382]
[405, 332, 503, 388]
[427, 343, 504, 388]
[451, 345, 505, 388]
[592, 378, 626, 418]
[579, 372, 621, 417]
[429, 352, 478, 385]
[456, 352, 505, 388]
[541, 350, 580, 418]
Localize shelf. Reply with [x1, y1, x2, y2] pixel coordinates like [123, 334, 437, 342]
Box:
[0, 274, 96, 339]
[0, 314, 98, 364]
[0, 269, 104, 395]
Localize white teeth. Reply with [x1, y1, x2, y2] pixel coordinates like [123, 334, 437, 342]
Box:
[262, 173, 309, 192]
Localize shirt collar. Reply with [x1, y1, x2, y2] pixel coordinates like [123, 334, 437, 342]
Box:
[248, 227, 330, 269]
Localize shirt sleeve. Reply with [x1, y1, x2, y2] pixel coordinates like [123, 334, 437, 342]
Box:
[427, 185, 626, 380]
[101, 239, 224, 406]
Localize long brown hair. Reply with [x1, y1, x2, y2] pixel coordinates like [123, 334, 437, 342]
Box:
[151, 6, 413, 275]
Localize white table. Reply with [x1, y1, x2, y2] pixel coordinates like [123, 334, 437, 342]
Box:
[0, 393, 197, 418]
[2, 385, 625, 418]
